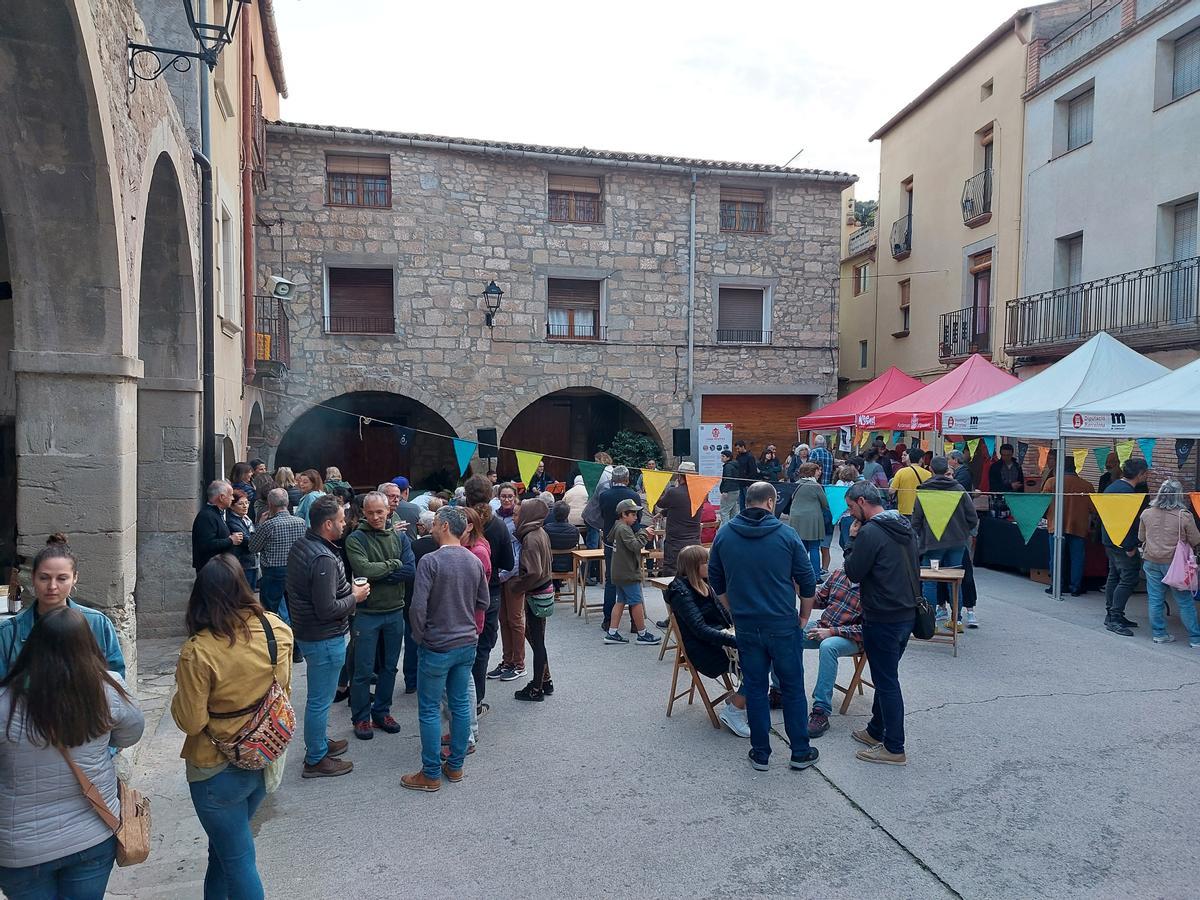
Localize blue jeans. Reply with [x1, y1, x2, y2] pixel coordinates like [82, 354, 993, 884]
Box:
[351, 610, 403, 724]
[862, 617, 914, 755]
[259, 565, 289, 622]
[585, 526, 602, 579]
[296, 635, 347, 765]
[417, 643, 476, 779]
[802, 539, 822, 576]
[920, 546, 965, 607]
[402, 604, 418, 691]
[838, 516, 852, 548]
[801, 628, 860, 714]
[1049, 534, 1085, 593]
[1145, 559, 1200, 643]
[0, 835, 116, 900]
[188, 767, 266, 900]
[737, 621, 810, 763]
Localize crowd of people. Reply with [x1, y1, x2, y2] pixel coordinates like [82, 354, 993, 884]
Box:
[2, 431, 1197, 897]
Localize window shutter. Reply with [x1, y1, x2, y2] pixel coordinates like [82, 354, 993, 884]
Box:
[548, 174, 601, 195]
[1175, 200, 1197, 262]
[328, 268, 393, 318]
[1174, 28, 1200, 100]
[326, 154, 390, 176]
[720, 187, 766, 203]
[548, 278, 601, 310]
[1067, 237, 1083, 285]
[717, 288, 764, 330]
[1067, 92, 1093, 150]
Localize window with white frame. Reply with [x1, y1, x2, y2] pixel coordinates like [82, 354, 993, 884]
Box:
[858, 340, 868, 369]
[716, 287, 768, 343]
[219, 204, 238, 324]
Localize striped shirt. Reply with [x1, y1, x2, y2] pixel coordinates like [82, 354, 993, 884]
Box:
[249, 510, 307, 568]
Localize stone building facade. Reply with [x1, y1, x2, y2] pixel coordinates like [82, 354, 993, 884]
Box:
[256, 123, 854, 485]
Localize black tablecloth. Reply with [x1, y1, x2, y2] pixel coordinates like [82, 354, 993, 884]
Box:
[975, 517, 1106, 578]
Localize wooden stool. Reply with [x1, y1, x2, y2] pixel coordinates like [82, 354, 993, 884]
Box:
[658, 610, 679, 661]
[834, 652, 874, 715]
[665, 619, 735, 729]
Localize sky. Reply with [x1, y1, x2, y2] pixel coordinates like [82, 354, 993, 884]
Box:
[272, 0, 1020, 200]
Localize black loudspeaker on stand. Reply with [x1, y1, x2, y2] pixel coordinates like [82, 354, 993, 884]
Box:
[672, 428, 691, 458]
[477, 428, 498, 457]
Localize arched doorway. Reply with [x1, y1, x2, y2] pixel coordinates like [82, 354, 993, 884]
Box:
[247, 401, 266, 463]
[276, 392, 460, 492]
[500, 388, 662, 482]
[134, 152, 200, 636]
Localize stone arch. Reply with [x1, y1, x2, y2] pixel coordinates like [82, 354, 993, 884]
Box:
[247, 401, 266, 459]
[133, 152, 201, 636]
[499, 385, 665, 483]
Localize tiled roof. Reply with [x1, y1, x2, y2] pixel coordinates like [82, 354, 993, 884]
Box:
[271, 120, 857, 182]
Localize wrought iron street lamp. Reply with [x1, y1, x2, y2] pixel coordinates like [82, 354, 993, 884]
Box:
[482, 281, 504, 327]
[128, 0, 248, 91]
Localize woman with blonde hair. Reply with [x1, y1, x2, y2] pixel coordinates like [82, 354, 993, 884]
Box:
[275, 466, 302, 513]
[665, 544, 748, 737]
[1139, 479, 1200, 646]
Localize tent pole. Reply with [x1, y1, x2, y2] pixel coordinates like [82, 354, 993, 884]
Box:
[1053, 436, 1066, 602]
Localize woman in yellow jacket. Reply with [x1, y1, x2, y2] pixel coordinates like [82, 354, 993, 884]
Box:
[171, 555, 294, 900]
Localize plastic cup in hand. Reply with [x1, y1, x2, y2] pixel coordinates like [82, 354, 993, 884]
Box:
[930, 560, 940, 571]
[354, 577, 368, 587]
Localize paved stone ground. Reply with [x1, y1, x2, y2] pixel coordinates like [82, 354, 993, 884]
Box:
[110, 557, 1200, 899]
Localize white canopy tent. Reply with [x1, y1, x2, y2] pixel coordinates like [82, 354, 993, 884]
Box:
[945, 333, 1168, 601]
[944, 332, 1167, 439]
[1060, 355, 1200, 438]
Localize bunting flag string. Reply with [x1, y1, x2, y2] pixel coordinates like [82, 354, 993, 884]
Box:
[1115, 440, 1135, 466]
[577, 460, 606, 495]
[641, 470, 673, 512]
[913, 490, 964, 541]
[982, 436, 996, 457]
[1090, 493, 1145, 546]
[1006, 493, 1053, 543]
[1137, 437, 1157, 463]
[1092, 447, 1111, 473]
[452, 439, 477, 476]
[515, 450, 543, 488]
[684, 474, 721, 514]
[966, 438, 980, 459]
[1072, 448, 1090, 473]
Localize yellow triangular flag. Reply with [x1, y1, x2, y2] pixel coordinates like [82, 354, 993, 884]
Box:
[1115, 440, 1135, 466]
[1090, 493, 1144, 546]
[966, 438, 980, 459]
[515, 450, 543, 488]
[641, 470, 673, 512]
[914, 490, 964, 541]
[943, 440, 954, 455]
[1072, 448, 1089, 473]
[684, 474, 721, 514]
[858, 430, 870, 449]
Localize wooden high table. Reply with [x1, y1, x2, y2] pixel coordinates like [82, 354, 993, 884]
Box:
[920, 566, 965, 657]
[571, 549, 605, 621]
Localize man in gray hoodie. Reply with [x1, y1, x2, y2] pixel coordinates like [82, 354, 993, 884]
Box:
[402, 507, 490, 793]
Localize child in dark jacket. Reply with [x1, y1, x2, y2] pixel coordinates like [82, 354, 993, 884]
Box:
[604, 499, 661, 646]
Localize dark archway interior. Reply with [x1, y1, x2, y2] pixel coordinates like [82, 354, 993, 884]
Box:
[139, 154, 197, 381]
[277, 392, 459, 492]
[0, 213, 15, 570]
[500, 388, 660, 483]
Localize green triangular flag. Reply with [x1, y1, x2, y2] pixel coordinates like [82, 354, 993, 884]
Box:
[1005, 493, 1052, 544]
[966, 438, 980, 459]
[578, 460, 605, 495]
[1092, 447, 1111, 473]
[914, 490, 964, 541]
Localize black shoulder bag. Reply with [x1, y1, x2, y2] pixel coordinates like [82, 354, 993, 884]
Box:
[900, 538, 936, 640]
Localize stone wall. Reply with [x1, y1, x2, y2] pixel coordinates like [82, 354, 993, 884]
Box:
[258, 127, 846, 468]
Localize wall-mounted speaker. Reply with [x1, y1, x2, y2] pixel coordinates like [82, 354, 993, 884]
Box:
[672, 428, 691, 458]
[477, 428, 498, 457]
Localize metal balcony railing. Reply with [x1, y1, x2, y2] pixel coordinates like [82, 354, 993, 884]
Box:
[961, 169, 992, 224]
[890, 214, 912, 259]
[253, 295, 290, 376]
[324, 314, 395, 335]
[939, 306, 990, 360]
[546, 322, 606, 341]
[847, 225, 876, 257]
[1005, 257, 1200, 357]
[716, 328, 771, 345]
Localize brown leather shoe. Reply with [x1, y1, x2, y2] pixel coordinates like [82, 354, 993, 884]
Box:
[326, 739, 349, 758]
[400, 771, 441, 792]
[441, 762, 464, 783]
[851, 729, 882, 748]
[302, 755, 353, 778]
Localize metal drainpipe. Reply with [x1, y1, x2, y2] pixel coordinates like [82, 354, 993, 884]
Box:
[240, 17, 256, 382]
[687, 173, 697, 403]
[198, 60, 216, 485]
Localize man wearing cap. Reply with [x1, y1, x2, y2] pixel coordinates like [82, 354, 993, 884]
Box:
[653, 463, 703, 577]
[390, 477, 422, 532]
[603, 498, 661, 645]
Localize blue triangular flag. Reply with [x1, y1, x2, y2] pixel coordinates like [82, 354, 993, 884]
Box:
[452, 439, 477, 476]
[1137, 438, 1156, 463]
[983, 436, 996, 457]
[824, 485, 849, 517]
[891, 431, 903, 445]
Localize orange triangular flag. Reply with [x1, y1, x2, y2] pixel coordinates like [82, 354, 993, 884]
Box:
[1036, 446, 1049, 470]
[1190, 493, 1200, 519]
[684, 474, 721, 514]
[1090, 493, 1145, 546]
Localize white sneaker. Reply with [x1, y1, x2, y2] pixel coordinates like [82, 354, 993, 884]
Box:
[964, 609, 978, 629]
[1153, 634, 1176, 644]
[935, 606, 950, 624]
[718, 702, 751, 738]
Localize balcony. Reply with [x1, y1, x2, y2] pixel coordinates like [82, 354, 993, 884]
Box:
[961, 169, 992, 226]
[253, 295, 290, 377]
[1005, 257, 1200, 358]
[890, 214, 912, 260]
[939, 306, 991, 362]
[716, 328, 771, 345]
[846, 225, 876, 258]
[324, 314, 395, 335]
[547, 322, 606, 341]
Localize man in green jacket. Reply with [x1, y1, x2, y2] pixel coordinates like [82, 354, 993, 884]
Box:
[345, 491, 415, 740]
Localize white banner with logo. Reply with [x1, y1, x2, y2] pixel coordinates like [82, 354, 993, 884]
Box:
[698, 423, 733, 503]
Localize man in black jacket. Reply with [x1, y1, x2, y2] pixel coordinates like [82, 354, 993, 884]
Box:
[735, 440, 759, 511]
[718, 450, 739, 527]
[911, 457, 978, 627]
[596, 466, 643, 630]
[287, 495, 369, 778]
[465, 475, 514, 706]
[191, 480, 243, 571]
[843, 482, 918, 767]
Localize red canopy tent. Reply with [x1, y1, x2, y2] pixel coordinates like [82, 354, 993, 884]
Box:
[856, 354, 1019, 432]
[796, 366, 924, 431]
